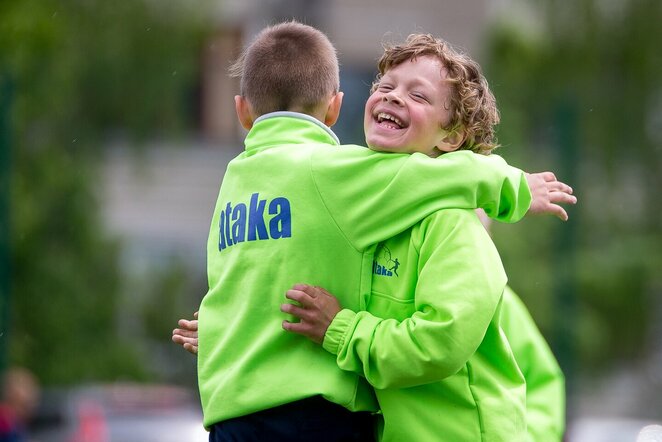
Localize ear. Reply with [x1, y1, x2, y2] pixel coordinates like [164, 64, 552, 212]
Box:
[436, 127, 466, 153]
[235, 95, 254, 130]
[323, 92, 344, 127]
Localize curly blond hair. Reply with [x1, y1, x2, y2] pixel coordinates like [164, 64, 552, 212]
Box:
[373, 34, 500, 155]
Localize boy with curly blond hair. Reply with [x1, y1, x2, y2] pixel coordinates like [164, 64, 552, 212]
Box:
[282, 34, 565, 441]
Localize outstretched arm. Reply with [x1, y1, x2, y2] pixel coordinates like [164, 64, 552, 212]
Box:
[314, 150, 532, 250]
[172, 311, 199, 355]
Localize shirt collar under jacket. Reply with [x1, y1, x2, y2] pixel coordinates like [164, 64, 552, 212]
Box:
[245, 112, 341, 152]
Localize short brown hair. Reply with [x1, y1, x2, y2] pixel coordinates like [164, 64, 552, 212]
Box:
[230, 21, 340, 116]
[374, 34, 500, 154]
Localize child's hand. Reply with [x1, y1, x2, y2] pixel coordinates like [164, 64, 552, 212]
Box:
[526, 172, 577, 221]
[281, 284, 342, 344]
[172, 311, 199, 355]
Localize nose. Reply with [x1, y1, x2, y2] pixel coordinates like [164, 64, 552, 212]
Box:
[382, 90, 403, 105]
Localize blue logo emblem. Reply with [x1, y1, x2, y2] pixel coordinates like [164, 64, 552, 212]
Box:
[372, 245, 400, 277]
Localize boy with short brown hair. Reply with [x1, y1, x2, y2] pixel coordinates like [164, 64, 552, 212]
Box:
[229, 21, 340, 117]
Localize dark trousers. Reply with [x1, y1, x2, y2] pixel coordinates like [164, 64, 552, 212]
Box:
[209, 396, 376, 442]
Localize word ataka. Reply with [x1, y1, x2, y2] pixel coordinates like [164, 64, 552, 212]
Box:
[218, 193, 291, 251]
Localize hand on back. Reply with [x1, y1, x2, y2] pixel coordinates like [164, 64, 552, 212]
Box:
[281, 284, 343, 344]
[172, 311, 199, 355]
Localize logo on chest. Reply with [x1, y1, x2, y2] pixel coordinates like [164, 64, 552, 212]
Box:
[372, 245, 401, 277]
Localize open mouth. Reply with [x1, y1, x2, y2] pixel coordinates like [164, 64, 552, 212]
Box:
[376, 112, 405, 129]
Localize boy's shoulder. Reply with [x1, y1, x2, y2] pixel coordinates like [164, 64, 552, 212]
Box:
[312, 144, 408, 161]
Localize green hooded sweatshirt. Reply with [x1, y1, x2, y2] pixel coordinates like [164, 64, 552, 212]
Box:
[324, 209, 527, 441]
[197, 112, 530, 428]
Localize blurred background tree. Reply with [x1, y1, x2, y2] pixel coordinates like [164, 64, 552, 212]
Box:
[0, 0, 206, 384]
[485, 0, 662, 384]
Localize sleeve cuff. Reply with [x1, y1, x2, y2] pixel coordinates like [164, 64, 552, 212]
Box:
[322, 308, 356, 355]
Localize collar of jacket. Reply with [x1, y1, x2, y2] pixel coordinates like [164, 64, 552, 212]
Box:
[245, 112, 341, 152]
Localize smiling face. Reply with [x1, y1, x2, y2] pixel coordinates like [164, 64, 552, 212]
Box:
[364, 55, 457, 157]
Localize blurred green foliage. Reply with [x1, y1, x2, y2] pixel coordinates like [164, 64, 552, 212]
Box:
[486, 0, 662, 374]
[0, 0, 206, 384]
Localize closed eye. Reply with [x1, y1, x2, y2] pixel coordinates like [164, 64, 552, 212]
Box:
[411, 92, 429, 102]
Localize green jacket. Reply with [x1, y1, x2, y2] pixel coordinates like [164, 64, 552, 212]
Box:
[501, 287, 566, 441]
[197, 112, 531, 428]
[324, 209, 526, 441]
